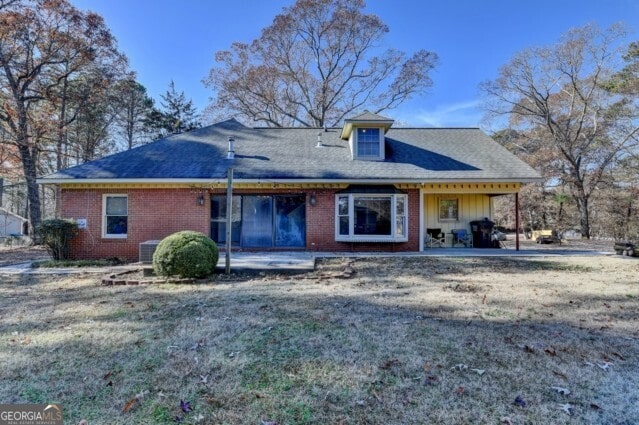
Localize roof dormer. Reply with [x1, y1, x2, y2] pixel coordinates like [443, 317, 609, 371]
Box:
[340, 111, 394, 161]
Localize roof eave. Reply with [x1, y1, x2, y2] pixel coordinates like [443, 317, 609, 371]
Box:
[340, 119, 394, 140]
[37, 176, 543, 185]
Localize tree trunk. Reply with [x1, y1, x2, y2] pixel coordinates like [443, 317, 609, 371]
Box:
[127, 99, 134, 149]
[14, 103, 42, 240]
[575, 195, 590, 239]
[17, 143, 41, 241]
[55, 75, 69, 218]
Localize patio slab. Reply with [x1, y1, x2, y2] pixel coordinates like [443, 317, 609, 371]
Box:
[0, 247, 618, 276]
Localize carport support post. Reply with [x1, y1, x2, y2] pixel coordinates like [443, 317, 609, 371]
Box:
[515, 192, 520, 251]
[225, 168, 233, 275]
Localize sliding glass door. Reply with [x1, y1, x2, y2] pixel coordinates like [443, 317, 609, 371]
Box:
[211, 195, 306, 248]
[274, 195, 306, 247]
[241, 196, 274, 247]
[210, 196, 241, 244]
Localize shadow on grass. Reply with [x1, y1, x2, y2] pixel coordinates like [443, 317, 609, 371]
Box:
[0, 257, 638, 424]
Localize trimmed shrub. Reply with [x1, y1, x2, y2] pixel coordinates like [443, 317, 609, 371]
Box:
[152, 231, 219, 279]
[37, 219, 79, 260]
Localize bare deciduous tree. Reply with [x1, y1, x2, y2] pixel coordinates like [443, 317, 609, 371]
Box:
[0, 0, 124, 234]
[205, 0, 438, 127]
[482, 24, 639, 238]
[0, 0, 19, 10]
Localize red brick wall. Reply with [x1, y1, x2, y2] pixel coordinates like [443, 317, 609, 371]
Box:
[62, 187, 421, 260]
[62, 188, 210, 261]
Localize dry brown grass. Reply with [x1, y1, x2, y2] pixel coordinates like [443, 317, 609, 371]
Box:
[0, 245, 50, 266]
[1, 255, 638, 424]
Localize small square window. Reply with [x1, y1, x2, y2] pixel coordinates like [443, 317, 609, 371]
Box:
[439, 198, 458, 221]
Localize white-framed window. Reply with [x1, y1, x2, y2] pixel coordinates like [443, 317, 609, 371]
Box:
[335, 193, 408, 242]
[103, 194, 128, 238]
[439, 197, 459, 222]
[355, 127, 382, 159]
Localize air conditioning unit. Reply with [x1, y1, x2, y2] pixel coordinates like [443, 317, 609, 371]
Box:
[139, 240, 161, 263]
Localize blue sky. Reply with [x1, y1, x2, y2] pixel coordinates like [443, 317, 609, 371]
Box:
[72, 0, 639, 128]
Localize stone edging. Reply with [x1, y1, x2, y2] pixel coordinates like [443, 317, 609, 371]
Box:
[101, 269, 195, 285]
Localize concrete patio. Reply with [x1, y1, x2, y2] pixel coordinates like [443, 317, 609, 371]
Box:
[0, 245, 618, 275]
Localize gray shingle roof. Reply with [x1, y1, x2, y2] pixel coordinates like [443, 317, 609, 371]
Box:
[345, 111, 394, 122]
[39, 119, 540, 182]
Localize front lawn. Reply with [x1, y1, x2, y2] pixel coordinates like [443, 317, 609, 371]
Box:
[1, 256, 638, 424]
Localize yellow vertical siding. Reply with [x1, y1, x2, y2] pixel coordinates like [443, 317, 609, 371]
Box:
[424, 193, 491, 234]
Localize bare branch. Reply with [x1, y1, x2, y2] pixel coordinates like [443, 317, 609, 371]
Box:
[480, 24, 638, 238]
[204, 0, 437, 127]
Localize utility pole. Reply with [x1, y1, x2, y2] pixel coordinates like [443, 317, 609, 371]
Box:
[225, 167, 233, 274]
[515, 192, 520, 251]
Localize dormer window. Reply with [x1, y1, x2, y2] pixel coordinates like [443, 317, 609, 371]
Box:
[340, 111, 394, 161]
[356, 128, 381, 158]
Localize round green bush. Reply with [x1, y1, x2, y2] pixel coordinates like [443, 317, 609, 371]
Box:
[152, 231, 219, 279]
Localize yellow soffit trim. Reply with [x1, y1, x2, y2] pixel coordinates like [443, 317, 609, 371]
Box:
[59, 182, 355, 190]
[58, 181, 521, 193]
[420, 182, 520, 193]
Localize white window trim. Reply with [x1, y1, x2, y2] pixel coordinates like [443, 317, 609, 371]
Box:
[438, 196, 459, 222]
[102, 194, 128, 239]
[354, 127, 384, 160]
[335, 193, 408, 242]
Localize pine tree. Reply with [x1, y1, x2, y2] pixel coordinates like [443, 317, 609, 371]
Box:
[158, 81, 201, 135]
[114, 78, 157, 149]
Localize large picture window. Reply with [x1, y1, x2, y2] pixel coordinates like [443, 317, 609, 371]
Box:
[336, 193, 408, 242]
[103, 194, 128, 238]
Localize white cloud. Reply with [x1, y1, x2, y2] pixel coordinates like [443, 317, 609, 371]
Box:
[398, 100, 484, 127]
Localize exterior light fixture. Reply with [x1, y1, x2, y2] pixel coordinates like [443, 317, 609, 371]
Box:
[309, 193, 317, 206]
[197, 194, 205, 206]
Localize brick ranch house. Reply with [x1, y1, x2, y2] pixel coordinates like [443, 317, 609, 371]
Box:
[38, 112, 540, 261]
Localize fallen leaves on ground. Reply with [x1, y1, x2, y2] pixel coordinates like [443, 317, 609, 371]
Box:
[122, 398, 137, 414]
[598, 362, 613, 371]
[379, 358, 400, 370]
[424, 375, 439, 386]
[122, 391, 148, 414]
[514, 395, 527, 408]
[551, 386, 571, 395]
[559, 403, 573, 415]
[180, 400, 192, 413]
[450, 363, 468, 371]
